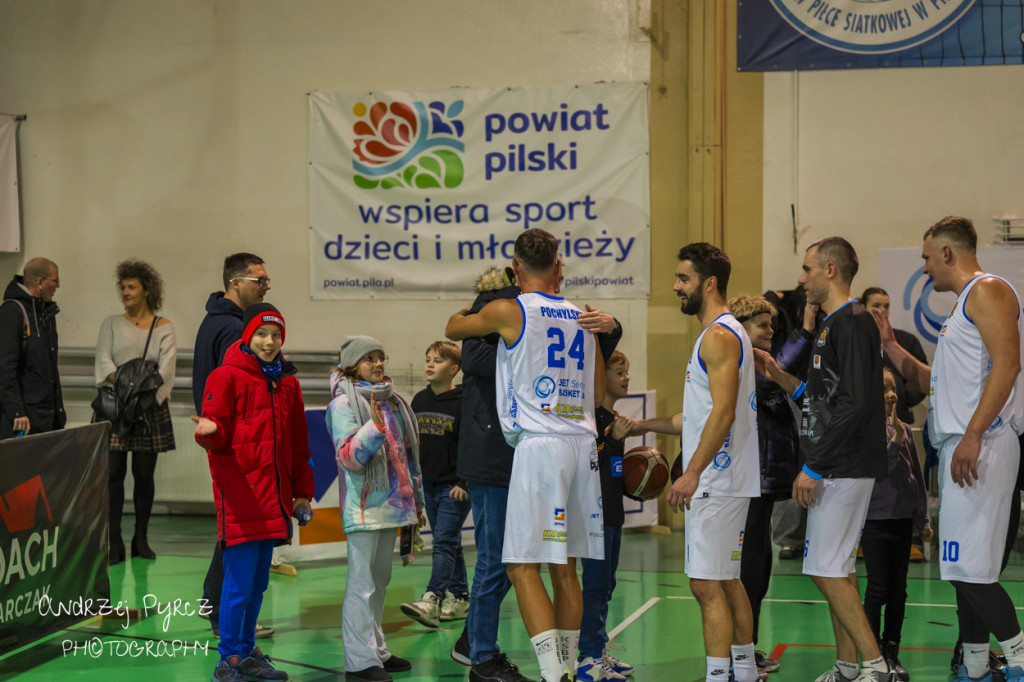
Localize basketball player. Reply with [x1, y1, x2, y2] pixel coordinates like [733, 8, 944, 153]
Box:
[632, 243, 760, 682]
[873, 217, 1024, 682]
[754, 237, 893, 681]
[445, 228, 605, 682]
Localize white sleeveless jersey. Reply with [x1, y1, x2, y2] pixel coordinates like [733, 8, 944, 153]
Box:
[496, 292, 598, 446]
[929, 274, 1024, 446]
[681, 313, 760, 498]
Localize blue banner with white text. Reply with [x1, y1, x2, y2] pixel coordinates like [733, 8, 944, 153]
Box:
[738, 0, 1024, 72]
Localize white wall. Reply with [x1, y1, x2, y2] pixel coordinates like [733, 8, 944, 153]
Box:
[0, 1, 650, 389]
[762, 66, 1024, 293]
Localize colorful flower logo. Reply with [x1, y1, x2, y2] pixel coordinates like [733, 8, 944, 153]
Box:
[352, 99, 465, 190]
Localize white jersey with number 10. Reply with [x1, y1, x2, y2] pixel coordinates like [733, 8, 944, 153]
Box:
[496, 292, 598, 447]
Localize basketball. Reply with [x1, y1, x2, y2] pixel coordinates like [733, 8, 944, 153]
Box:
[622, 446, 670, 501]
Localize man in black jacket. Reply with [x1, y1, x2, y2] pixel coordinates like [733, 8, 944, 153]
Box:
[451, 266, 622, 682]
[0, 257, 65, 439]
[193, 252, 274, 639]
[757, 238, 893, 682]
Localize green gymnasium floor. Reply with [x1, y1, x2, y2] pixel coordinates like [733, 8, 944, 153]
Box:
[4, 515, 1023, 681]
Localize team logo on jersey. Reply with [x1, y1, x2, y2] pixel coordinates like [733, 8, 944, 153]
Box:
[749, 390, 757, 412]
[553, 508, 565, 527]
[813, 355, 821, 369]
[534, 375, 556, 398]
[540, 403, 551, 412]
[711, 451, 731, 471]
[816, 328, 828, 347]
[989, 416, 1004, 431]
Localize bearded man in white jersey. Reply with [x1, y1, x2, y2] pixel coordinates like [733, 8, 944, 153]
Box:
[632, 243, 761, 682]
[874, 216, 1024, 682]
[446, 228, 605, 682]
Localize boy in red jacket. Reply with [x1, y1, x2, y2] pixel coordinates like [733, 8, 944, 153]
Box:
[193, 303, 313, 682]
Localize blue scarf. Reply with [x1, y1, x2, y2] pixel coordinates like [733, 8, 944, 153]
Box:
[241, 344, 284, 380]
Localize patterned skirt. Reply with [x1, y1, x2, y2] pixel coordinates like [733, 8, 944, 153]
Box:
[106, 400, 176, 454]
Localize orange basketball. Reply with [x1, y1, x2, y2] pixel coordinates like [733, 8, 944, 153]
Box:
[622, 446, 669, 501]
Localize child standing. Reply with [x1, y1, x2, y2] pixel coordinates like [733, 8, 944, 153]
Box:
[400, 341, 471, 628]
[193, 303, 313, 682]
[577, 350, 635, 681]
[860, 368, 933, 681]
[327, 335, 423, 682]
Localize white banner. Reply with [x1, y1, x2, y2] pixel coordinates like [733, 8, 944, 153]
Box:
[0, 115, 20, 253]
[878, 246, 1024, 356]
[308, 82, 650, 299]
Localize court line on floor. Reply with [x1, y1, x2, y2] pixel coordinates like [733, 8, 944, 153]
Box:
[607, 597, 661, 640]
[664, 595, 1024, 609]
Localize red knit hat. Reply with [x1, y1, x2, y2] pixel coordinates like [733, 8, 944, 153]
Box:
[242, 303, 286, 346]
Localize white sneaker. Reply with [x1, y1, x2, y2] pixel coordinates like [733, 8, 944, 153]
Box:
[816, 666, 852, 682]
[439, 593, 470, 621]
[400, 591, 441, 628]
[854, 671, 896, 682]
[576, 656, 627, 681]
[601, 650, 634, 677]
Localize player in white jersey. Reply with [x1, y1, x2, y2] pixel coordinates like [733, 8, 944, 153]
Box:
[632, 243, 760, 682]
[875, 217, 1024, 682]
[446, 228, 605, 682]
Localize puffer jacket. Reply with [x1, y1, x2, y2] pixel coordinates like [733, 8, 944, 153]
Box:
[196, 341, 314, 547]
[0, 276, 65, 438]
[327, 389, 421, 534]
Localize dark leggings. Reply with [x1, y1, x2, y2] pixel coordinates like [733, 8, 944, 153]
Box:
[861, 517, 913, 643]
[740, 494, 775, 645]
[109, 450, 158, 537]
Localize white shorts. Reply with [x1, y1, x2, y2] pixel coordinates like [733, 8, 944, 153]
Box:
[684, 495, 750, 580]
[803, 478, 874, 578]
[937, 430, 1020, 583]
[502, 434, 604, 564]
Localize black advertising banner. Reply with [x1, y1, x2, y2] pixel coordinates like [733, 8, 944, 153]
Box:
[0, 423, 110, 654]
[738, 0, 1024, 71]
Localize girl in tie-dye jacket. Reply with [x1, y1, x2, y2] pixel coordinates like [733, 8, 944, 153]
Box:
[326, 335, 424, 679]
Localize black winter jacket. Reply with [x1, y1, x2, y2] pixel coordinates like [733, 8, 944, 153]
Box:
[0, 276, 65, 438]
[192, 292, 244, 413]
[756, 328, 812, 497]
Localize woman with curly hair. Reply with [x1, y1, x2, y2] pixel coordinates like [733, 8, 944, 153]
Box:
[94, 259, 177, 564]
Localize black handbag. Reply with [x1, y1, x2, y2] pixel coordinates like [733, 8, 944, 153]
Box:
[92, 318, 165, 435]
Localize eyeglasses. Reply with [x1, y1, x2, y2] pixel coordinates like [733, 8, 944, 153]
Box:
[360, 354, 389, 366]
[235, 276, 271, 287]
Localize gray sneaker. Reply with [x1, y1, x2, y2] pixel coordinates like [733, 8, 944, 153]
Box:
[239, 647, 288, 681]
[853, 671, 897, 682]
[440, 593, 470, 621]
[400, 591, 442, 628]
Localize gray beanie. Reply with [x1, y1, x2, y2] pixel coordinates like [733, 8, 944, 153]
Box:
[338, 335, 385, 369]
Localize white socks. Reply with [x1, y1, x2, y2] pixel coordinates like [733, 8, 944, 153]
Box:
[836, 660, 859, 680]
[731, 643, 758, 682]
[706, 655, 731, 682]
[964, 641, 991, 678]
[1000, 631, 1024, 669]
[531, 630, 563, 682]
[557, 629, 579, 670]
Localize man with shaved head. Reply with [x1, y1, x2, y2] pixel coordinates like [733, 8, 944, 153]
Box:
[0, 257, 66, 439]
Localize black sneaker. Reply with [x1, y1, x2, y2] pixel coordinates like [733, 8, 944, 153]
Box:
[755, 649, 779, 673]
[239, 647, 288, 681]
[451, 628, 471, 666]
[382, 654, 411, 672]
[345, 667, 392, 682]
[470, 652, 537, 682]
[213, 655, 246, 682]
